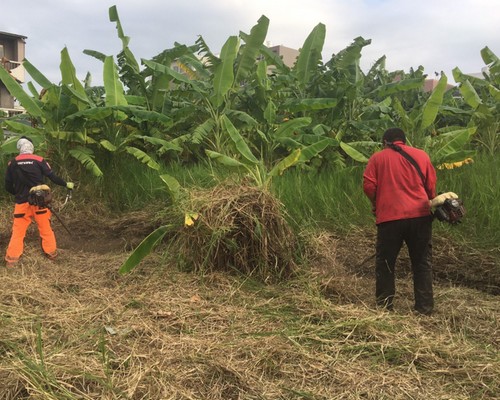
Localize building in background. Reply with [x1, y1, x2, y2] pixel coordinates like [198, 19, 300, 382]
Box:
[268, 44, 299, 68]
[0, 31, 27, 116]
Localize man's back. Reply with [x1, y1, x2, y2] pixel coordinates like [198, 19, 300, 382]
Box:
[363, 141, 436, 224]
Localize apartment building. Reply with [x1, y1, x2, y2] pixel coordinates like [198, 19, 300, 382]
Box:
[0, 31, 27, 116]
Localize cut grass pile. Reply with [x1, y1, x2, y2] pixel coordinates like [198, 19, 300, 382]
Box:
[165, 184, 299, 282]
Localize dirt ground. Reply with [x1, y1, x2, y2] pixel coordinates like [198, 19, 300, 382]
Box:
[0, 205, 498, 399]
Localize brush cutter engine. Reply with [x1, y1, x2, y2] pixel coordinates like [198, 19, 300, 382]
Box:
[28, 184, 53, 208]
[433, 198, 466, 224]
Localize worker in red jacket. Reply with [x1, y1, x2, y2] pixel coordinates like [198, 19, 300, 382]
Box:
[4, 136, 74, 267]
[363, 128, 437, 315]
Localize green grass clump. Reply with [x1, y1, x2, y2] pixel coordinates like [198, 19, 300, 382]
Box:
[272, 166, 373, 232]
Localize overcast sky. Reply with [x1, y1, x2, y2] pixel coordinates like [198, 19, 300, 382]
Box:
[2, 0, 499, 86]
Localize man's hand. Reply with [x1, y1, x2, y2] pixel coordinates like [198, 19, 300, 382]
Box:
[66, 182, 75, 190]
[430, 192, 458, 208]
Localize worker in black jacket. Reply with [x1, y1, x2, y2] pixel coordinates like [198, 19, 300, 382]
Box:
[4, 136, 74, 267]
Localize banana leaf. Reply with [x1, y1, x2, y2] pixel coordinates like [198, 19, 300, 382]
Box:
[480, 46, 500, 81]
[282, 98, 338, 112]
[1, 131, 41, 154]
[160, 174, 181, 201]
[437, 149, 477, 165]
[259, 45, 286, 70]
[294, 23, 325, 88]
[489, 85, 500, 101]
[4, 120, 41, 136]
[391, 98, 412, 132]
[267, 138, 330, 180]
[298, 138, 331, 162]
[69, 147, 103, 177]
[235, 15, 269, 83]
[23, 59, 53, 89]
[109, 5, 130, 48]
[60, 47, 88, 108]
[119, 225, 171, 274]
[457, 80, 482, 109]
[0, 67, 43, 117]
[452, 67, 489, 88]
[373, 78, 424, 97]
[48, 130, 96, 144]
[430, 127, 476, 164]
[125, 146, 160, 170]
[420, 73, 447, 130]
[64, 107, 113, 121]
[61, 85, 93, 106]
[212, 36, 239, 107]
[142, 59, 203, 92]
[256, 60, 270, 91]
[191, 118, 216, 144]
[83, 49, 107, 63]
[264, 100, 277, 124]
[27, 82, 40, 98]
[268, 148, 301, 178]
[100, 140, 117, 152]
[136, 136, 182, 153]
[340, 141, 369, 163]
[273, 117, 312, 139]
[225, 110, 259, 127]
[205, 150, 247, 168]
[221, 115, 259, 165]
[103, 56, 128, 107]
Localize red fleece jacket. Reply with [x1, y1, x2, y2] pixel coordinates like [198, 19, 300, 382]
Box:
[363, 141, 437, 224]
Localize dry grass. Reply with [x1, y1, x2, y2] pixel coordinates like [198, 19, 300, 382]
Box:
[0, 202, 498, 399]
[165, 184, 298, 282]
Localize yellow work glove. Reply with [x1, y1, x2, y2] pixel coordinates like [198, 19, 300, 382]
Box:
[429, 192, 458, 208]
[66, 182, 75, 190]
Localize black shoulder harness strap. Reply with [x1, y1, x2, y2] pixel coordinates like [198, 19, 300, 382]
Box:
[387, 143, 426, 186]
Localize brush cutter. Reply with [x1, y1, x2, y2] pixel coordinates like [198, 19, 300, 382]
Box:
[29, 185, 74, 236]
[48, 203, 73, 236]
[50, 188, 74, 236]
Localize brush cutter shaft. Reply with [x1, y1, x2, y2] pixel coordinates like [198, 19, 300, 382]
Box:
[48, 205, 73, 236]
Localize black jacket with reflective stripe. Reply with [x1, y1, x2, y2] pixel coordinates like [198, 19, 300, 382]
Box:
[5, 154, 66, 204]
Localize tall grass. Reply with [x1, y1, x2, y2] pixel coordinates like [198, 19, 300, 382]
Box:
[272, 166, 373, 232]
[435, 152, 500, 248]
[77, 158, 229, 211]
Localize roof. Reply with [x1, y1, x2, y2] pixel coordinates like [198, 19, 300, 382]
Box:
[0, 31, 28, 40]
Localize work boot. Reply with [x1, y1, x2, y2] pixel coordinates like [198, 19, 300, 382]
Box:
[5, 256, 19, 268]
[413, 307, 433, 316]
[45, 251, 58, 261]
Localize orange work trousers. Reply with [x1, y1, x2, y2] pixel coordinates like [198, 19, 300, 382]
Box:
[5, 202, 57, 264]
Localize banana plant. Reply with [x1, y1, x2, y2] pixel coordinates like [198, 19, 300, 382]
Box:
[206, 115, 330, 188]
[389, 72, 447, 144]
[452, 46, 500, 155]
[0, 48, 101, 175]
[62, 55, 179, 173]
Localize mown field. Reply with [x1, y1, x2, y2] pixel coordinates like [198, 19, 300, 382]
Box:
[0, 169, 498, 399]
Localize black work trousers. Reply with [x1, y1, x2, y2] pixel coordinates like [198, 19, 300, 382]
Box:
[375, 215, 434, 314]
